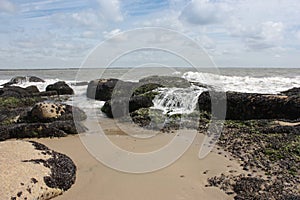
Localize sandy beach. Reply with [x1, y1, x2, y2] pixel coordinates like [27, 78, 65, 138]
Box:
[32, 121, 245, 200]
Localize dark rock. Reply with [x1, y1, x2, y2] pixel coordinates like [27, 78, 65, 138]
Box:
[129, 96, 153, 112]
[281, 87, 300, 96]
[33, 90, 58, 97]
[139, 75, 191, 88]
[132, 83, 162, 96]
[87, 79, 122, 101]
[28, 76, 45, 83]
[87, 79, 138, 101]
[70, 81, 88, 86]
[1, 76, 45, 86]
[0, 86, 30, 98]
[198, 91, 300, 120]
[1, 120, 87, 140]
[25, 85, 40, 93]
[101, 96, 153, 118]
[46, 81, 74, 95]
[130, 108, 165, 129]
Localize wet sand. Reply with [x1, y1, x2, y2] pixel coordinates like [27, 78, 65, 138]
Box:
[33, 121, 245, 200]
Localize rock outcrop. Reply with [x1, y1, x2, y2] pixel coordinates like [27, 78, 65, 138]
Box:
[46, 81, 74, 95]
[280, 87, 300, 96]
[0, 99, 87, 141]
[86, 79, 136, 101]
[101, 96, 153, 118]
[198, 91, 300, 120]
[139, 75, 191, 88]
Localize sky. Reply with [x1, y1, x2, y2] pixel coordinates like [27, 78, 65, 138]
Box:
[0, 0, 300, 69]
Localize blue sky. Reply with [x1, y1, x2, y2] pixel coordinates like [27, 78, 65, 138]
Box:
[0, 0, 300, 68]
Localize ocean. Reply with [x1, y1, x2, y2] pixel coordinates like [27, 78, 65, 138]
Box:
[0, 67, 299, 116]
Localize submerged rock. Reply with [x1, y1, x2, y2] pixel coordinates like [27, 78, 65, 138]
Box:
[46, 81, 74, 95]
[0, 140, 76, 200]
[1, 76, 45, 86]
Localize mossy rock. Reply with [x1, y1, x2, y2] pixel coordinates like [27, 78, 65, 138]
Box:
[139, 75, 191, 88]
[133, 83, 162, 96]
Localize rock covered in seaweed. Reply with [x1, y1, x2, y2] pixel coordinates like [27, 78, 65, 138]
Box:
[139, 75, 191, 88]
[101, 96, 153, 118]
[0, 140, 76, 200]
[198, 91, 300, 120]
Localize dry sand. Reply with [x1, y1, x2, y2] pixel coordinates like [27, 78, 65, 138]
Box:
[32, 119, 246, 200]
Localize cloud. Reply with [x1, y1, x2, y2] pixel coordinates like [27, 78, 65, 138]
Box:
[195, 35, 216, 51]
[0, 0, 16, 13]
[103, 28, 121, 39]
[230, 21, 284, 50]
[179, 0, 229, 25]
[97, 0, 123, 22]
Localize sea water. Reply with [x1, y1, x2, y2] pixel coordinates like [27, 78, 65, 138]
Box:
[0, 67, 299, 115]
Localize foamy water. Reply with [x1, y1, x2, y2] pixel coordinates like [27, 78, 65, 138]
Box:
[182, 71, 300, 94]
[0, 68, 299, 115]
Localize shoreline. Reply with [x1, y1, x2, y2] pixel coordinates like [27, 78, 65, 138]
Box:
[31, 125, 247, 200]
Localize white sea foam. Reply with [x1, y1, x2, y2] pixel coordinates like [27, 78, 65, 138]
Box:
[182, 71, 300, 94]
[152, 85, 206, 115]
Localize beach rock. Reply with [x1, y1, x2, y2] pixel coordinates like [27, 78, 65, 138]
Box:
[0, 85, 43, 98]
[25, 85, 40, 93]
[198, 91, 300, 120]
[25, 102, 87, 122]
[0, 140, 76, 200]
[46, 81, 74, 95]
[0, 86, 30, 98]
[70, 81, 89, 86]
[101, 96, 153, 118]
[87, 79, 121, 101]
[0, 97, 41, 126]
[1, 76, 45, 86]
[29, 102, 66, 120]
[132, 83, 162, 96]
[1, 120, 87, 139]
[281, 87, 300, 96]
[87, 79, 134, 101]
[139, 75, 191, 88]
[130, 108, 166, 129]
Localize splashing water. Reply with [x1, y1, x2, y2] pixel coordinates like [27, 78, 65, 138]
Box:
[152, 85, 206, 115]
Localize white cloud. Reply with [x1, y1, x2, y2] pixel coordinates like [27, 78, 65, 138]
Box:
[195, 35, 216, 51]
[230, 21, 283, 50]
[97, 0, 123, 22]
[0, 0, 16, 13]
[103, 28, 121, 39]
[81, 30, 97, 38]
[179, 0, 229, 25]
